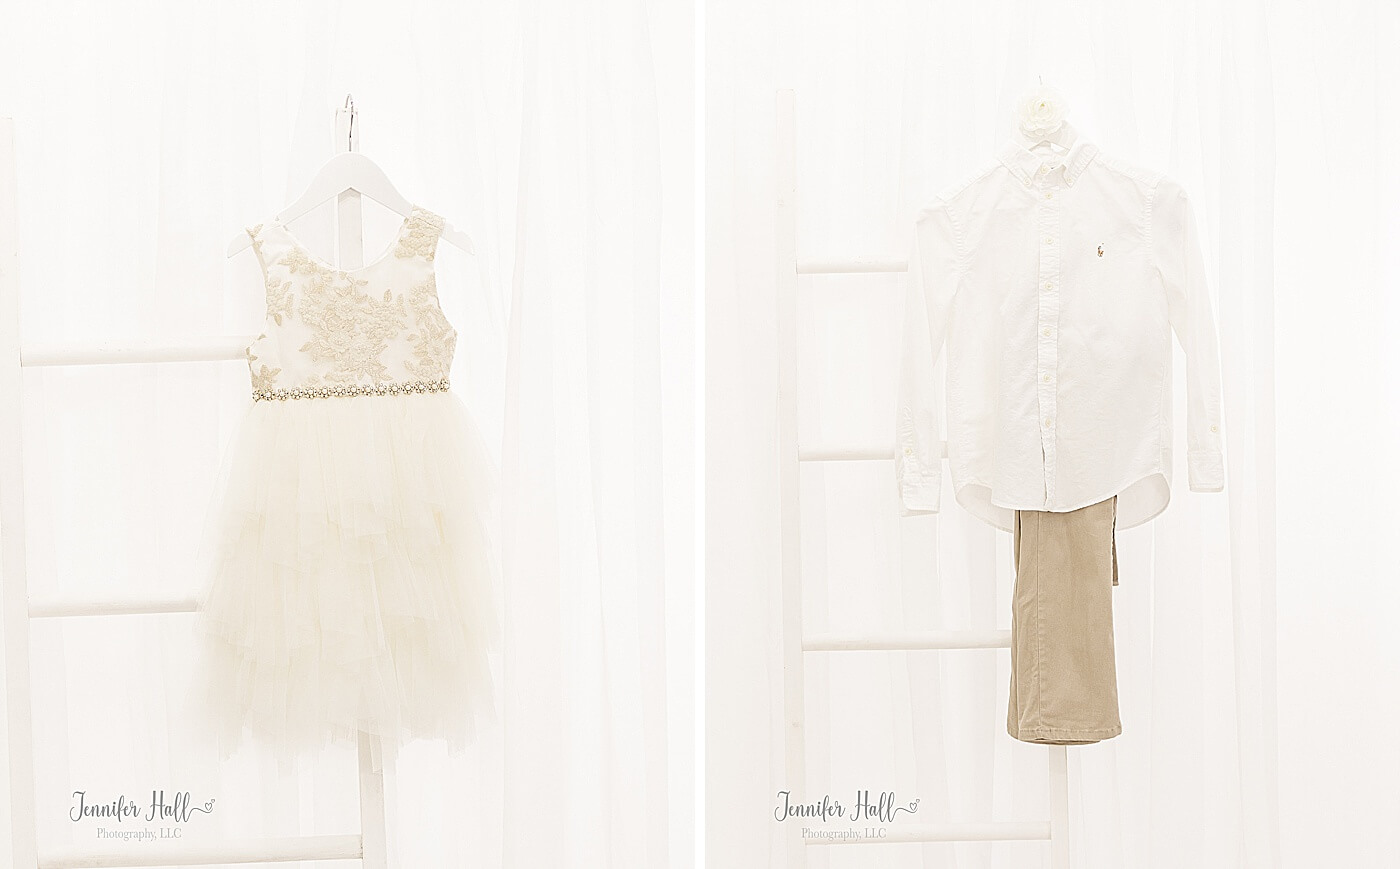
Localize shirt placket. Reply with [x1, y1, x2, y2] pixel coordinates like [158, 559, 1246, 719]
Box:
[1034, 169, 1060, 507]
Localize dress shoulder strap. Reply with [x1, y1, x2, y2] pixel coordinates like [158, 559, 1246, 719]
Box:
[395, 206, 446, 263]
[245, 223, 265, 256]
[243, 222, 275, 282]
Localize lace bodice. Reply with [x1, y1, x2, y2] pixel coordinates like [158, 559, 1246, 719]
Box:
[242, 205, 457, 401]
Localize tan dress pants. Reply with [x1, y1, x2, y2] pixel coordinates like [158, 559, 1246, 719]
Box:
[1007, 495, 1122, 744]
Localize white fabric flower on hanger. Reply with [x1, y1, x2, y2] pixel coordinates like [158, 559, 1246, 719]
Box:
[1016, 85, 1069, 138]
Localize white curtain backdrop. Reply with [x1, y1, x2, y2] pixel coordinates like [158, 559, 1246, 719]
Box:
[0, 1, 694, 867]
[708, 1, 1397, 867]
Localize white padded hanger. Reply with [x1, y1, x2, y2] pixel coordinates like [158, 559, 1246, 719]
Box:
[226, 96, 473, 259]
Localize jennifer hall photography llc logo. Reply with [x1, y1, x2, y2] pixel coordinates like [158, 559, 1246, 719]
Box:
[773, 789, 920, 842]
[69, 789, 217, 842]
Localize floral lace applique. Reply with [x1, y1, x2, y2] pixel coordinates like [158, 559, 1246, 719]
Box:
[296, 270, 408, 384]
[394, 209, 445, 261]
[264, 277, 294, 326]
[281, 245, 334, 278]
[249, 363, 282, 391]
[403, 273, 456, 380]
[246, 338, 281, 391]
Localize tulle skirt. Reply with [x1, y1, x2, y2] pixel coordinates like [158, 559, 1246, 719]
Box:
[186, 390, 500, 773]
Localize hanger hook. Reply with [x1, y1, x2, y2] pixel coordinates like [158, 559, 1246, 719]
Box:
[343, 93, 356, 151]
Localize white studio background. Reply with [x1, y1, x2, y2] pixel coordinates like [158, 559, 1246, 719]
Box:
[707, 2, 1397, 869]
[0, 1, 694, 867]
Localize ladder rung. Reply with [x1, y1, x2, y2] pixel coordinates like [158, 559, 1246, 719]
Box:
[20, 336, 254, 367]
[29, 595, 199, 619]
[37, 834, 362, 868]
[796, 257, 908, 275]
[805, 821, 1050, 845]
[797, 442, 947, 462]
[804, 630, 1010, 651]
[799, 445, 893, 462]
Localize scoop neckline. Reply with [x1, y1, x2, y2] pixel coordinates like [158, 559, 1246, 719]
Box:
[270, 205, 418, 276]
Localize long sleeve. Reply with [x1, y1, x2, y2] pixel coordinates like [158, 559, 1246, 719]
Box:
[895, 200, 962, 514]
[1153, 177, 1225, 492]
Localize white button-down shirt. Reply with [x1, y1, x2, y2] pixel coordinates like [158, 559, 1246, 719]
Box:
[895, 134, 1225, 531]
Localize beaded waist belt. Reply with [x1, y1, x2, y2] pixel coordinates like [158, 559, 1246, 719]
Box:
[252, 378, 451, 402]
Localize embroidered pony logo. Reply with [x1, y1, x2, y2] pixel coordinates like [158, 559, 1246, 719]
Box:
[1097, 244, 1104, 257]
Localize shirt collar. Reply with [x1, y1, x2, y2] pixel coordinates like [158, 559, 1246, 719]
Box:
[998, 126, 1100, 188]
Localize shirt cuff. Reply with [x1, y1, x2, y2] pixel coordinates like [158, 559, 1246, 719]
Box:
[1187, 450, 1225, 493]
[899, 475, 941, 516]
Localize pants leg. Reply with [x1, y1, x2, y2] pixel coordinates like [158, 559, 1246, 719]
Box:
[1007, 495, 1122, 745]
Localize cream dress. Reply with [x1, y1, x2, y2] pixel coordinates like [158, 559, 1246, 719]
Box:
[191, 205, 498, 771]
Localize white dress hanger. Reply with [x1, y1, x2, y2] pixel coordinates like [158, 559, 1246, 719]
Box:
[1017, 118, 1078, 156]
[226, 96, 474, 259]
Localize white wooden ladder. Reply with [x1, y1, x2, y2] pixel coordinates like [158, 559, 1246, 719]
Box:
[774, 88, 1070, 867]
[0, 108, 392, 868]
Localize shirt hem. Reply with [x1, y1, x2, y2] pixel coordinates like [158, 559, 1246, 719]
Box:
[955, 468, 1173, 532]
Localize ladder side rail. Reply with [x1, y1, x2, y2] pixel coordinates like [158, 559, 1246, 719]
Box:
[0, 113, 41, 869]
[774, 88, 807, 869]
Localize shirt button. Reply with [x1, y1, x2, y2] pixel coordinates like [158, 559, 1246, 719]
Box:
[1210, 424, 1219, 433]
[903, 446, 914, 456]
[1044, 237, 1055, 245]
[1043, 281, 1053, 290]
[1042, 373, 1051, 383]
[1044, 417, 1054, 427]
[1044, 191, 1054, 199]
[1038, 165, 1049, 175]
[1042, 327, 1052, 337]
